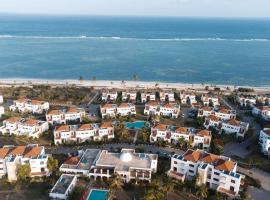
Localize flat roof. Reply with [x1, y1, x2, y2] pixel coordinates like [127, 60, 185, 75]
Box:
[51, 174, 76, 195]
[96, 149, 157, 172]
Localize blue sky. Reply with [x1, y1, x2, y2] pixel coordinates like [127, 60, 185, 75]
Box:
[0, 0, 269, 17]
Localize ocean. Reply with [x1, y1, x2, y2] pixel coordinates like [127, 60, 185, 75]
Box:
[0, 14, 270, 86]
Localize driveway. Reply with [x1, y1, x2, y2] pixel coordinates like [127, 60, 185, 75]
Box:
[221, 97, 262, 159]
[248, 186, 270, 200]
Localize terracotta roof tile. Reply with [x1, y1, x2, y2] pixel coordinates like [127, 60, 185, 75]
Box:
[154, 124, 167, 131]
[5, 117, 21, 123]
[24, 147, 43, 158]
[215, 159, 235, 172]
[100, 122, 112, 128]
[55, 125, 70, 132]
[0, 148, 10, 159]
[183, 149, 201, 162]
[64, 156, 80, 165]
[196, 130, 211, 137]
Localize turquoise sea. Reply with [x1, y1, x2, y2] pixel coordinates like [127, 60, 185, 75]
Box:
[0, 14, 270, 86]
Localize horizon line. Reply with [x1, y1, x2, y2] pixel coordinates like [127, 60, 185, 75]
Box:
[0, 12, 270, 20]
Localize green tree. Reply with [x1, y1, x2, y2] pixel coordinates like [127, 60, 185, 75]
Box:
[141, 127, 150, 143]
[108, 174, 124, 200]
[178, 137, 186, 149]
[120, 128, 130, 141]
[196, 184, 208, 200]
[16, 163, 30, 182]
[47, 157, 59, 173]
[163, 178, 175, 199]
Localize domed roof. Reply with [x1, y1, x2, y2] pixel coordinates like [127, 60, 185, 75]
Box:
[120, 152, 133, 162]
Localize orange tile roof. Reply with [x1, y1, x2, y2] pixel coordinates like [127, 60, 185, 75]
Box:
[154, 124, 167, 131]
[24, 119, 39, 126]
[183, 149, 201, 162]
[201, 106, 212, 111]
[64, 156, 80, 165]
[175, 127, 189, 133]
[66, 107, 78, 113]
[163, 103, 174, 108]
[78, 124, 93, 131]
[196, 130, 211, 137]
[5, 117, 20, 123]
[218, 108, 231, 114]
[208, 115, 220, 122]
[16, 98, 27, 103]
[55, 125, 70, 132]
[102, 104, 115, 109]
[147, 101, 158, 106]
[118, 103, 129, 108]
[100, 122, 112, 128]
[202, 153, 218, 163]
[9, 146, 26, 156]
[47, 109, 61, 115]
[24, 147, 43, 158]
[227, 119, 241, 126]
[0, 148, 10, 159]
[215, 159, 235, 172]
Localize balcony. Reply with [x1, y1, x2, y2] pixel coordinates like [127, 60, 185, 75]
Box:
[167, 170, 185, 182]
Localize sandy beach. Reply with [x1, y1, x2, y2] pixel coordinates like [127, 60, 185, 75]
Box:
[0, 78, 269, 93]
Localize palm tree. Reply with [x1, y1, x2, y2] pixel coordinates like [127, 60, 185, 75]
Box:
[195, 184, 208, 200]
[108, 174, 124, 200]
[178, 137, 185, 149]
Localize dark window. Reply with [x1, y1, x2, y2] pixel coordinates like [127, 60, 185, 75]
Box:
[230, 186, 234, 191]
[174, 161, 178, 165]
[189, 164, 194, 167]
[213, 178, 219, 182]
[231, 180, 235, 184]
[173, 167, 177, 171]
[214, 172, 220, 176]
[189, 170, 194, 173]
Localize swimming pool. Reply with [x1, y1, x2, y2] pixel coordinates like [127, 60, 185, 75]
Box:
[87, 189, 109, 200]
[125, 121, 146, 129]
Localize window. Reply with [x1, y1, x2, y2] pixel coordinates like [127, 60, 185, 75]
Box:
[189, 170, 194, 173]
[213, 178, 219, 182]
[174, 161, 178, 165]
[173, 167, 177, 172]
[231, 180, 235, 184]
[189, 164, 194, 167]
[230, 186, 234, 191]
[214, 172, 220, 176]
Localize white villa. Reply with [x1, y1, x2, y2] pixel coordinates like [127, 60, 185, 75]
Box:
[168, 149, 244, 197]
[160, 91, 175, 102]
[0, 144, 50, 182]
[54, 122, 114, 145]
[180, 92, 197, 104]
[141, 92, 156, 103]
[144, 101, 180, 118]
[150, 124, 211, 150]
[198, 106, 236, 121]
[252, 106, 270, 121]
[122, 90, 137, 101]
[101, 90, 118, 102]
[59, 148, 158, 183]
[259, 129, 270, 157]
[100, 103, 136, 118]
[204, 115, 249, 137]
[46, 107, 86, 125]
[237, 95, 257, 107]
[9, 99, 49, 114]
[49, 174, 77, 200]
[201, 95, 220, 107]
[0, 117, 49, 138]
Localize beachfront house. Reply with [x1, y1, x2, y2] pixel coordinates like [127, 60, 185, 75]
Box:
[59, 148, 158, 183]
[259, 129, 270, 157]
[144, 101, 180, 118]
[49, 174, 77, 200]
[122, 90, 137, 101]
[180, 92, 197, 105]
[0, 144, 50, 182]
[141, 92, 156, 103]
[201, 95, 220, 107]
[100, 103, 136, 118]
[236, 95, 257, 107]
[198, 106, 236, 121]
[0, 117, 49, 138]
[160, 91, 175, 102]
[252, 106, 270, 121]
[9, 98, 49, 114]
[150, 124, 211, 150]
[168, 149, 244, 197]
[46, 107, 86, 125]
[54, 122, 114, 145]
[204, 115, 249, 137]
[101, 89, 118, 102]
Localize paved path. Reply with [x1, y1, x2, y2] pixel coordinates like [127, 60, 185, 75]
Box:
[248, 186, 270, 200]
[133, 130, 139, 143]
[238, 167, 270, 191]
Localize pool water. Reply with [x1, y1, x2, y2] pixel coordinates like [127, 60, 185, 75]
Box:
[87, 189, 108, 200]
[125, 121, 146, 129]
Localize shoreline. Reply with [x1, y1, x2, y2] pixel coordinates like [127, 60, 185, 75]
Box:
[0, 78, 269, 92]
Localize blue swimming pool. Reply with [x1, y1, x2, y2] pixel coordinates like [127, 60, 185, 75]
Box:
[125, 121, 146, 129]
[87, 189, 108, 200]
